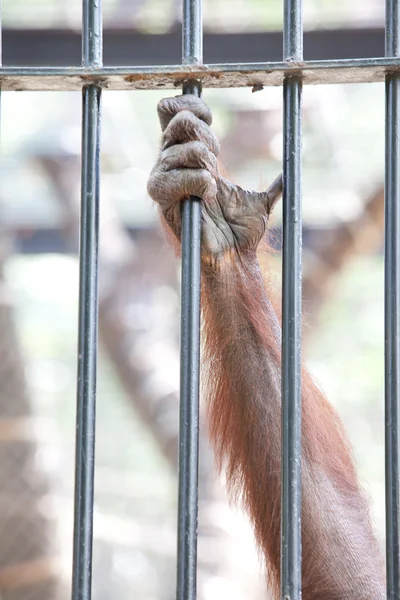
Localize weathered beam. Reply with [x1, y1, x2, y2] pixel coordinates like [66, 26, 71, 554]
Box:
[0, 57, 399, 91]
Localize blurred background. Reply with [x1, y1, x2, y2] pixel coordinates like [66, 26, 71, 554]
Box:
[0, 0, 387, 599]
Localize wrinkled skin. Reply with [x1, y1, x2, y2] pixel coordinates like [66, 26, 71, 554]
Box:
[147, 94, 282, 262]
[146, 94, 386, 600]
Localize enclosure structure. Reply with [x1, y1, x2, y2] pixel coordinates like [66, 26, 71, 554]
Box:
[2, 0, 399, 598]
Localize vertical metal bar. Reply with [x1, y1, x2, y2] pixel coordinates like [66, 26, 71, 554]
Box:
[176, 1, 202, 600]
[0, 0, 2, 152]
[182, 0, 202, 66]
[385, 1, 400, 598]
[71, 0, 102, 598]
[281, 0, 303, 595]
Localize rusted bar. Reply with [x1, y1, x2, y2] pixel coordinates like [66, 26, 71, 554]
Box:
[1, 57, 400, 91]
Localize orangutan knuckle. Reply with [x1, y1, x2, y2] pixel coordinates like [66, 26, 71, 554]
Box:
[159, 146, 179, 170]
[186, 140, 207, 163]
[161, 111, 194, 147]
[196, 144, 218, 174]
[157, 97, 176, 119]
[206, 132, 220, 157]
[175, 109, 200, 130]
[199, 170, 217, 198]
[146, 169, 163, 203]
[147, 167, 178, 204]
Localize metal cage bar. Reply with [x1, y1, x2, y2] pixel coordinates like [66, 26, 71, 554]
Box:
[71, 0, 102, 598]
[281, 0, 303, 596]
[176, 2, 202, 600]
[1, 1, 398, 598]
[385, 0, 400, 597]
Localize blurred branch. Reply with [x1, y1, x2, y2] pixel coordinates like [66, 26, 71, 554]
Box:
[302, 185, 384, 327]
[0, 233, 67, 600]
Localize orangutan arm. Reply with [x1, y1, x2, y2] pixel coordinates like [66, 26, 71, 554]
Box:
[201, 251, 385, 599]
[147, 93, 385, 599]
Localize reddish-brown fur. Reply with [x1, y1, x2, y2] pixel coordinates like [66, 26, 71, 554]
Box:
[149, 93, 386, 599]
[201, 251, 385, 599]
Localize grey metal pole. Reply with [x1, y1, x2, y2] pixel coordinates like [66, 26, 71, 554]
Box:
[71, 0, 102, 598]
[385, 1, 400, 597]
[281, 0, 303, 596]
[176, 1, 202, 600]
